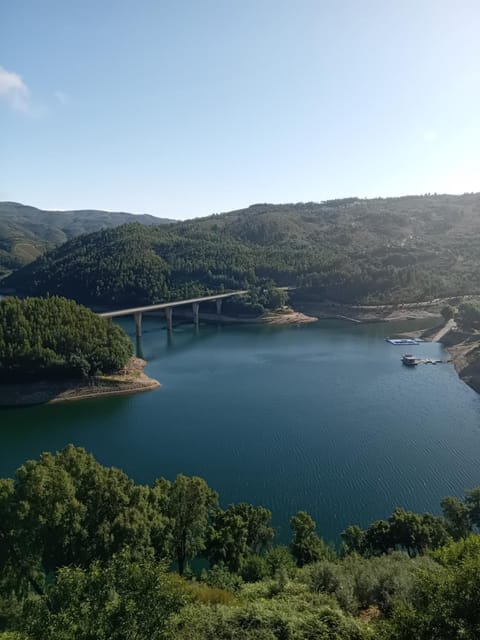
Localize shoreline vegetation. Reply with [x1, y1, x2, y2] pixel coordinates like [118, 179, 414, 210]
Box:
[0, 357, 160, 407]
[0, 297, 158, 407]
[3, 295, 480, 406]
[3, 445, 480, 639]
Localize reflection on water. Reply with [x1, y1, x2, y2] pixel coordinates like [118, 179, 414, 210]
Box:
[1, 317, 480, 543]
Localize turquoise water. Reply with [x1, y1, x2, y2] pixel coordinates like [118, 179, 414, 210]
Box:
[1, 318, 480, 543]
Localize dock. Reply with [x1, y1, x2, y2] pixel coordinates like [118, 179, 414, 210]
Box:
[402, 356, 445, 366]
[386, 338, 421, 345]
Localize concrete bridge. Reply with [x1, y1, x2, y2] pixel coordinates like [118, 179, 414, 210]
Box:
[99, 290, 248, 336]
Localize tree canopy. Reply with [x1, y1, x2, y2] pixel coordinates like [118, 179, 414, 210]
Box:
[0, 296, 133, 381]
[1, 446, 480, 639]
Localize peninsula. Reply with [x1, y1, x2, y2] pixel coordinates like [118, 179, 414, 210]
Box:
[0, 356, 160, 407]
[0, 296, 159, 406]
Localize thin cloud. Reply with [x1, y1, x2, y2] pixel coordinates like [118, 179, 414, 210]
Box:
[54, 90, 69, 105]
[0, 64, 30, 112]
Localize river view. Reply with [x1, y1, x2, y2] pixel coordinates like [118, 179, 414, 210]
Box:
[2, 318, 480, 543]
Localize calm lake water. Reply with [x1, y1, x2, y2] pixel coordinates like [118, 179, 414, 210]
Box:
[2, 318, 480, 543]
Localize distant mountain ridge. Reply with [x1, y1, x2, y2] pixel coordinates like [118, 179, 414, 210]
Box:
[4, 192, 480, 307]
[0, 201, 174, 276]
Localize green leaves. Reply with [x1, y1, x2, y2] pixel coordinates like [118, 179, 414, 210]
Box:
[168, 475, 218, 575]
[21, 553, 186, 640]
[0, 296, 133, 381]
[205, 503, 274, 572]
[290, 511, 333, 567]
[342, 508, 451, 559]
[385, 536, 480, 640]
[0, 446, 172, 582]
[441, 496, 471, 539]
[4, 446, 480, 640]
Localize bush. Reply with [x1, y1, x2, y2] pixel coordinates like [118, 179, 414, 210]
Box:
[200, 564, 243, 592]
[385, 538, 480, 639]
[303, 552, 439, 616]
[166, 598, 371, 640]
[264, 546, 297, 578]
[240, 555, 269, 583]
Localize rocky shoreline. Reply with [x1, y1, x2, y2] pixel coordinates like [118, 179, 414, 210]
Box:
[195, 300, 445, 325]
[4, 302, 479, 406]
[289, 297, 480, 396]
[292, 299, 446, 323]
[184, 301, 480, 395]
[172, 308, 318, 325]
[261, 310, 318, 325]
[390, 317, 480, 396]
[0, 357, 160, 407]
[440, 333, 480, 395]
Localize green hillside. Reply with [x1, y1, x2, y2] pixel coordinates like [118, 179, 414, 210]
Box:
[0, 201, 173, 277]
[4, 193, 480, 306]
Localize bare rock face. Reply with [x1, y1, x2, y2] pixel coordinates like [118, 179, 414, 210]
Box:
[443, 334, 480, 394]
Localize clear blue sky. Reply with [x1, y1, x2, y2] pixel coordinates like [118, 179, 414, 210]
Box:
[1, 0, 479, 219]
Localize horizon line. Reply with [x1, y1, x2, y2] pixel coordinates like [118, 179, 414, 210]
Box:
[2, 189, 480, 221]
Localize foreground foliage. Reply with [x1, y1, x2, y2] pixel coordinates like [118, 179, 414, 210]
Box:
[0, 296, 133, 381]
[1, 446, 480, 639]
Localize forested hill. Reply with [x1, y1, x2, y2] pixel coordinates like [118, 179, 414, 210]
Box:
[0, 296, 133, 381]
[4, 193, 480, 306]
[0, 201, 173, 276]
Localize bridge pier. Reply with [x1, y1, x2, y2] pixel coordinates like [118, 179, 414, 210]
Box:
[98, 290, 250, 327]
[192, 302, 200, 326]
[165, 307, 173, 332]
[134, 312, 142, 338]
[135, 335, 144, 359]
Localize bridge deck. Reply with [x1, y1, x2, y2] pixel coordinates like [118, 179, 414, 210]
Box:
[99, 290, 247, 318]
